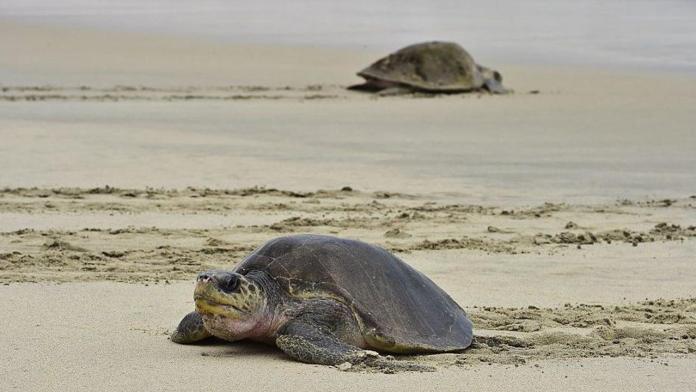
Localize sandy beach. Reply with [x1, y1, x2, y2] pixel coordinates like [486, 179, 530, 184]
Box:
[1, 14, 696, 392]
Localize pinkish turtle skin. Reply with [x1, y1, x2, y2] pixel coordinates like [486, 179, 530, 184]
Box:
[171, 235, 473, 371]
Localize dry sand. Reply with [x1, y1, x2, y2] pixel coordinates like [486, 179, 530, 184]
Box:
[1, 21, 696, 391]
[2, 282, 695, 392]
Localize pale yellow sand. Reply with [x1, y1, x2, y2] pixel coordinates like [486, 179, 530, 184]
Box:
[1, 21, 696, 391]
[2, 282, 695, 392]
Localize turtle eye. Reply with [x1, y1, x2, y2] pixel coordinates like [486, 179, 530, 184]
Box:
[220, 275, 240, 293]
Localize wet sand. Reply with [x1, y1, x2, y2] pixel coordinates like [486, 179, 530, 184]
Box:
[3, 21, 696, 202]
[1, 21, 696, 391]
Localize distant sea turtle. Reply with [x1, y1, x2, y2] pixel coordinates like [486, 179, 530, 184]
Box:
[348, 41, 509, 95]
[172, 234, 473, 371]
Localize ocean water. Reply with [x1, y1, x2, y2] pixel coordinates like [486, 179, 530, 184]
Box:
[2, 0, 696, 71]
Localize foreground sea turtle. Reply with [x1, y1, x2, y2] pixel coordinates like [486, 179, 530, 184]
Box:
[349, 41, 509, 95]
[172, 234, 473, 371]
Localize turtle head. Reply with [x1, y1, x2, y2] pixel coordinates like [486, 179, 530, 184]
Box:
[193, 270, 268, 340]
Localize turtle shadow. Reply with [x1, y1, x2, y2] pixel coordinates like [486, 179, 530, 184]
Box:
[198, 339, 287, 360]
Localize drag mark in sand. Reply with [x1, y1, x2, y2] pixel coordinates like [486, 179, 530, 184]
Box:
[0, 84, 529, 102]
[348, 298, 696, 372]
[437, 298, 696, 368]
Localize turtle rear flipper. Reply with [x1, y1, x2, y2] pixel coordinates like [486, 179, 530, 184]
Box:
[348, 77, 400, 92]
[347, 82, 380, 92]
[348, 83, 412, 96]
[377, 86, 413, 96]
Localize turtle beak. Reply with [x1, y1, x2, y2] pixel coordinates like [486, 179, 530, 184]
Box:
[194, 271, 237, 314]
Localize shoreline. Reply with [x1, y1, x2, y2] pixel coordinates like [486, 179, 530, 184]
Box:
[3, 19, 696, 86]
[3, 0, 696, 74]
[3, 21, 696, 203]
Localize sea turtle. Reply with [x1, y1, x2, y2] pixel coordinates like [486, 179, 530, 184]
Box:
[348, 41, 509, 95]
[171, 234, 473, 371]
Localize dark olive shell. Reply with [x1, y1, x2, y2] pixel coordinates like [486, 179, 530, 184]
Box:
[357, 41, 485, 92]
[234, 234, 472, 352]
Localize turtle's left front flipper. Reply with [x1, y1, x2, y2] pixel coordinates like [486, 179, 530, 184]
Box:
[171, 311, 212, 344]
[478, 65, 511, 94]
[275, 320, 433, 372]
[275, 319, 364, 365]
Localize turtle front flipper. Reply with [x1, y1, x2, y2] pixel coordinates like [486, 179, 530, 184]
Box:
[275, 330, 365, 366]
[276, 320, 433, 372]
[478, 65, 510, 94]
[483, 78, 510, 94]
[171, 311, 212, 344]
